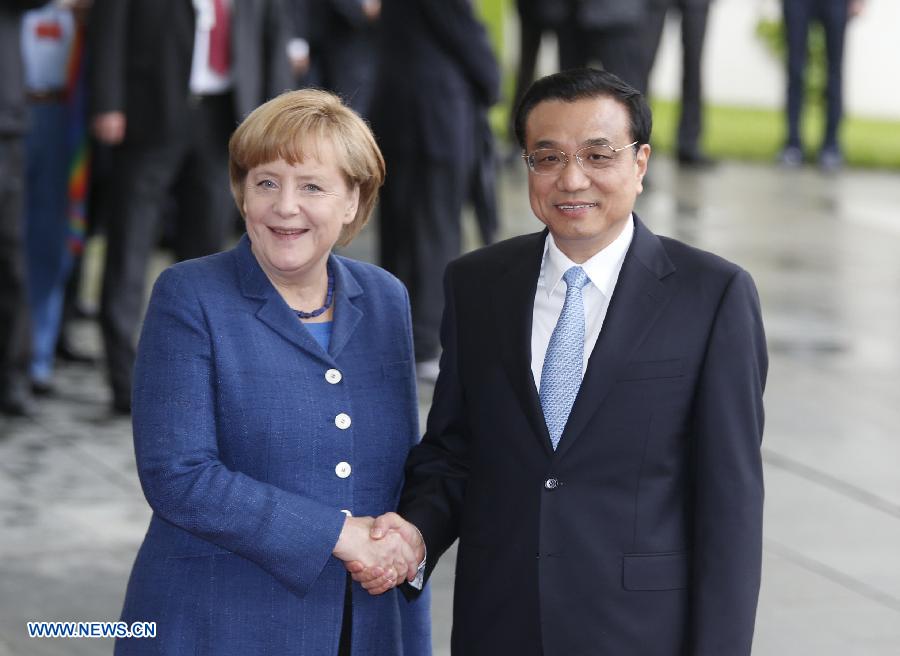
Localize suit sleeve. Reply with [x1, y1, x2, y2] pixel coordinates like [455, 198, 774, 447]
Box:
[87, 0, 128, 115]
[417, 0, 500, 106]
[131, 267, 346, 598]
[399, 265, 471, 589]
[689, 268, 767, 655]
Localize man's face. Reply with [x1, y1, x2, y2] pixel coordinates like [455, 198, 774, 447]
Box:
[524, 96, 650, 263]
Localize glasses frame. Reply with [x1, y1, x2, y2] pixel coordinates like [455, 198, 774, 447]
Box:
[522, 141, 640, 175]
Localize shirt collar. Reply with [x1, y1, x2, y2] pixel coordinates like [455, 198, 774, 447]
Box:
[541, 215, 635, 298]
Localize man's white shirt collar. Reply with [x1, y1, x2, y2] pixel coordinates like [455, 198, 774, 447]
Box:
[541, 215, 635, 299]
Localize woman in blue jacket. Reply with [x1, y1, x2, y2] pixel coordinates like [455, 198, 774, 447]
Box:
[116, 89, 430, 655]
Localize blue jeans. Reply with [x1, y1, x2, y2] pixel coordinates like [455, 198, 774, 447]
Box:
[24, 101, 73, 383]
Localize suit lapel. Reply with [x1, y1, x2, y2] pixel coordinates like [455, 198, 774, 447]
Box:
[327, 256, 364, 361]
[555, 217, 676, 459]
[493, 232, 554, 456]
[235, 236, 363, 367]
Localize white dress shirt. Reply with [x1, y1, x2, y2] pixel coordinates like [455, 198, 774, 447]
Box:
[21, 6, 76, 93]
[190, 0, 233, 94]
[531, 216, 634, 391]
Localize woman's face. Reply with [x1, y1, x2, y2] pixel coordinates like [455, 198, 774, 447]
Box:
[243, 142, 359, 285]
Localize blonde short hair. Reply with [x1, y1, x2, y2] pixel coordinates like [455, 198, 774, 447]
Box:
[228, 89, 385, 246]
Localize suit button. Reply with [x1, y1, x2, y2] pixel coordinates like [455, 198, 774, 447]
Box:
[544, 478, 559, 490]
[335, 413, 352, 429]
[335, 462, 352, 478]
[325, 369, 342, 384]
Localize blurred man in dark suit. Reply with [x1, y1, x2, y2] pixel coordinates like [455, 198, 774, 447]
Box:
[640, 0, 716, 167]
[556, 0, 646, 89]
[371, 0, 499, 371]
[1, 0, 47, 417]
[307, 0, 381, 116]
[89, 0, 291, 413]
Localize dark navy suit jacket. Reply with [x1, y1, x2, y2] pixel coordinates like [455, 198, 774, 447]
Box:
[117, 235, 430, 655]
[400, 217, 767, 655]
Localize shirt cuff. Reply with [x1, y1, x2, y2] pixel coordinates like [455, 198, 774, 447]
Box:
[287, 38, 309, 61]
[408, 526, 427, 590]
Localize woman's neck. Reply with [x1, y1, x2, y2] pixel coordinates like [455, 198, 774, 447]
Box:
[267, 262, 330, 318]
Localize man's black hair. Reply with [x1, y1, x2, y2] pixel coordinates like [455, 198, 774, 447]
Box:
[513, 68, 652, 149]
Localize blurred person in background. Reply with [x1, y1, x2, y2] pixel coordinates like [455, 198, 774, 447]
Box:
[509, 0, 566, 151]
[305, 0, 381, 117]
[779, 0, 866, 171]
[371, 0, 499, 376]
[88, 0, 292, 414]
[556, 0, 646, 89]
[639, 0, 716, 168]
[115, 89, 430, 656]
[21, 0, 92, 398]
[0, 0, 46, 418]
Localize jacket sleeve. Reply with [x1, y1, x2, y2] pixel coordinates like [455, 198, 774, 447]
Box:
[689, 268, 768, 654]
[399, 264, 470, 591]
[131, 267, 346, 598]
[87, 0, 129, 115]
[417, 0, 500, 106]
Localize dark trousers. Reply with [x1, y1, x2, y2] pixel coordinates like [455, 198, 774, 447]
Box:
[511, 13, 545, 138]
[100, 94, 234, 404]
[783, 0, 849, 150]
[0, 136, 31, 397]
[556, 16, 645, 90]
[641, 1, 711, 156]
[378, 156, 468, 361]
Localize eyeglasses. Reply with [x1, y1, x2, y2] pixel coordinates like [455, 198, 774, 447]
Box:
[523, 142, 639, 175]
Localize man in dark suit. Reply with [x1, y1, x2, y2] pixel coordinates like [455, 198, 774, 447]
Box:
[639, 0, 716, 167]
[89, 0, 291, 412]
[371, 0, 499, 368]
[356, 68, 767, 655]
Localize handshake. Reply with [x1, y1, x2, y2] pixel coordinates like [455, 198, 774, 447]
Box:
[332, 512, 424, 595]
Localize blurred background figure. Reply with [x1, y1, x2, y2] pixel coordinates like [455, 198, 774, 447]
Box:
[0, 0, 46, 418]
[21, 0, 92, 398]
[779, 0, 866, 171]
[510, 0, 566, 142]
[555, 0, 646, 89]
[302, 0, 381, 117]
[371, 0, 499, 375]
[88, 0, 291, 414]
[640, 0, 716, 168]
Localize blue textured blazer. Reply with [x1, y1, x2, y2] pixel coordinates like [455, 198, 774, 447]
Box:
[116, 235, 431, 655]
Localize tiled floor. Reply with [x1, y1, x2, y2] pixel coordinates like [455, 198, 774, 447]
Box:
[2, 156, 899, 654]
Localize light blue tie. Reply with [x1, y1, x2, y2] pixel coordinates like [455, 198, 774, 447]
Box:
[540, 266, 590, 450]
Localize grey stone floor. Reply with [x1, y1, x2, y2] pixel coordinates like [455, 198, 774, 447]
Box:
[2, 156, 900, 654]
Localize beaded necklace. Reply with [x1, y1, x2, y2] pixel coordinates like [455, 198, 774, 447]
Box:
[295, 265, 334, 319]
